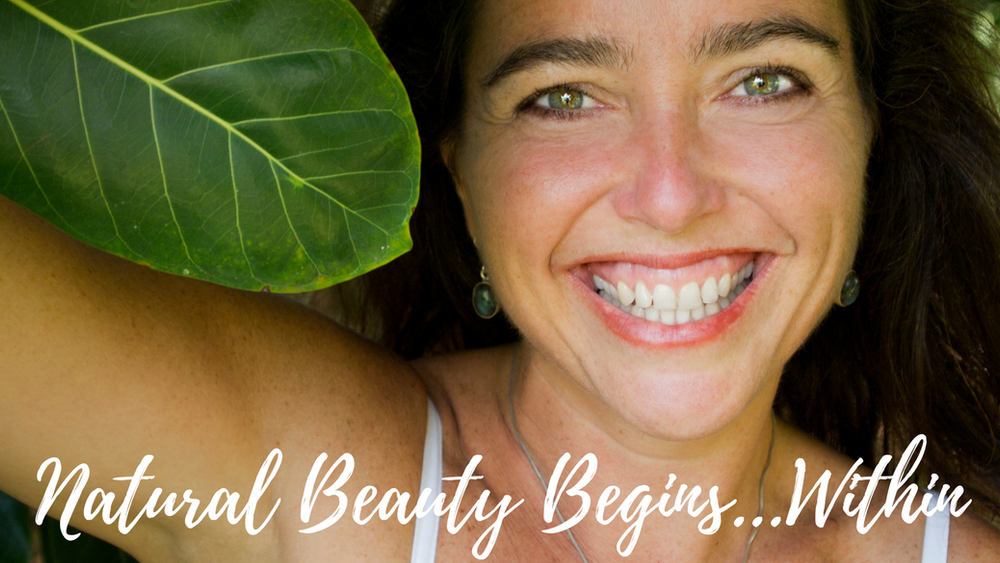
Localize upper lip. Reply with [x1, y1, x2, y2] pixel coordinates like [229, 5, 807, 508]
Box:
[565, 248, 765, 271]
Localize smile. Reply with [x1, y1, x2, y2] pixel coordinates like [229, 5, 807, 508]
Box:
[587, 254, 757, 326]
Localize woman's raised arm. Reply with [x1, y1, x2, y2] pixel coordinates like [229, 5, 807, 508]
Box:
[0, 195, 427, 561]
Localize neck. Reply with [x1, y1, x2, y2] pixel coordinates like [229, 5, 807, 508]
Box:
[504, 342, 780, 561]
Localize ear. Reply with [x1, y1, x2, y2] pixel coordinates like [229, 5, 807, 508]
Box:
[440, 136, 478, 244]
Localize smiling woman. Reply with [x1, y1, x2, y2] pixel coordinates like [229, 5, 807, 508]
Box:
[353, 0, 1000, 558]
[2, 0, 1000, 562]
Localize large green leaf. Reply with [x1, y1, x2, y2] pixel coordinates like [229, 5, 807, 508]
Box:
[0, 0, 419, 292]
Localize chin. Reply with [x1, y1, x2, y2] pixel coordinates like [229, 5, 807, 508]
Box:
[594, 359, 771, 442]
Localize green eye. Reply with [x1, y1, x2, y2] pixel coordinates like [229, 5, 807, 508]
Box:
[547, 89, 584, 109]
[741, 73, 786, 96]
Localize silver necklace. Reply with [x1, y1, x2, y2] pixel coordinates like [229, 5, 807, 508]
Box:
[506, 353, 776, 563]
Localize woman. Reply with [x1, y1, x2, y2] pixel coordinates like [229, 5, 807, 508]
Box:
[2, 0, 1000, 561]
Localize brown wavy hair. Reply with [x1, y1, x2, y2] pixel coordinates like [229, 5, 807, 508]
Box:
[314, 0, 1000, 516]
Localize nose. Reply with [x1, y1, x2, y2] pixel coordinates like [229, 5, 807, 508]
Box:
[612, 111, 723, 234]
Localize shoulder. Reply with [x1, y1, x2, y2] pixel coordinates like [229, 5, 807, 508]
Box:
[164, 295, 433, 562]
[946, 506, 1000, 562]
[128, 287, 434, 562]
[236, 293, 430, 483]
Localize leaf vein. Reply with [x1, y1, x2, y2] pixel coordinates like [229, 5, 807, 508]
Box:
[229, 131, 265, 285]
[0, 85, 82, 238]
[341, 205, 361, 270]
[304, 170, 406, 182]
[230, 108, 395, 126]
[270, 160, 322, 278]
[162, 48, 362, 84]
[277, 137, 382, 162]
[75, 0, 234, 34]
[149, 83, 207, 277]
[354, 203, 411, 213]
[72, 40, 139, 256]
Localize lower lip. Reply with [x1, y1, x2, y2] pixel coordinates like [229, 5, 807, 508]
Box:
[573, 260, 767, 348]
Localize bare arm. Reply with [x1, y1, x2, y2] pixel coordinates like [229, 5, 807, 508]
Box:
[0, 195, 427, 561]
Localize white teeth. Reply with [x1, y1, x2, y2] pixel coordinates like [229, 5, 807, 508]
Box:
[660, 309, 676, 325]
[691, 305, 706, 321]
[618, 281, 635, 307]
[634, 282, 653, 308]
[678, 282, 702, 310]
[701, 277, 719, 304]
[653, 284, 676, 309]
[718, 273, 731, 297]
[594, 266, 753, 326]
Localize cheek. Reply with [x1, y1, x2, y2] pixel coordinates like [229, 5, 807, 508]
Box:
[465, 128, 625, 257]
[702, 116, 865, 249]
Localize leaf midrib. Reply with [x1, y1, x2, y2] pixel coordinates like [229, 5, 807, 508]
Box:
[7, 0, 405, 242]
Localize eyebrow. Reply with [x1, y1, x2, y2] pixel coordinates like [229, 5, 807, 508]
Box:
[481, 17, 841, 90]
[693, 17, 841, 62]
[483, 37, 632, 87]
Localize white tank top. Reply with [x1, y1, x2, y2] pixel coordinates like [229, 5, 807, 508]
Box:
[410, 398, 442, 563]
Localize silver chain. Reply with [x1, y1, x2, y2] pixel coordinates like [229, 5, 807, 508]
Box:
[506, 352, 776, 563]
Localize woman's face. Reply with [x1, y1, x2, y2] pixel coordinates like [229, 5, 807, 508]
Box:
[451, 0, 870, 439]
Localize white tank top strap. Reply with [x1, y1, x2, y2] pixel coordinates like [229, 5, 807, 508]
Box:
[410, 397, 443, 563]
[921, 490, 950, 563]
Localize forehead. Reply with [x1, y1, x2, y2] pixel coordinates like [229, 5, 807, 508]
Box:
[467, 0, 850, 77]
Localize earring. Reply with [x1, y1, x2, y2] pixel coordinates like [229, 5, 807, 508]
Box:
[472, 266, 500, 319]
[838, 270, 860, 307]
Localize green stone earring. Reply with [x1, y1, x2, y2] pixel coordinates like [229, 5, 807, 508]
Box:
[838, 270, 860, 307]
[472, 266, 500, 319]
